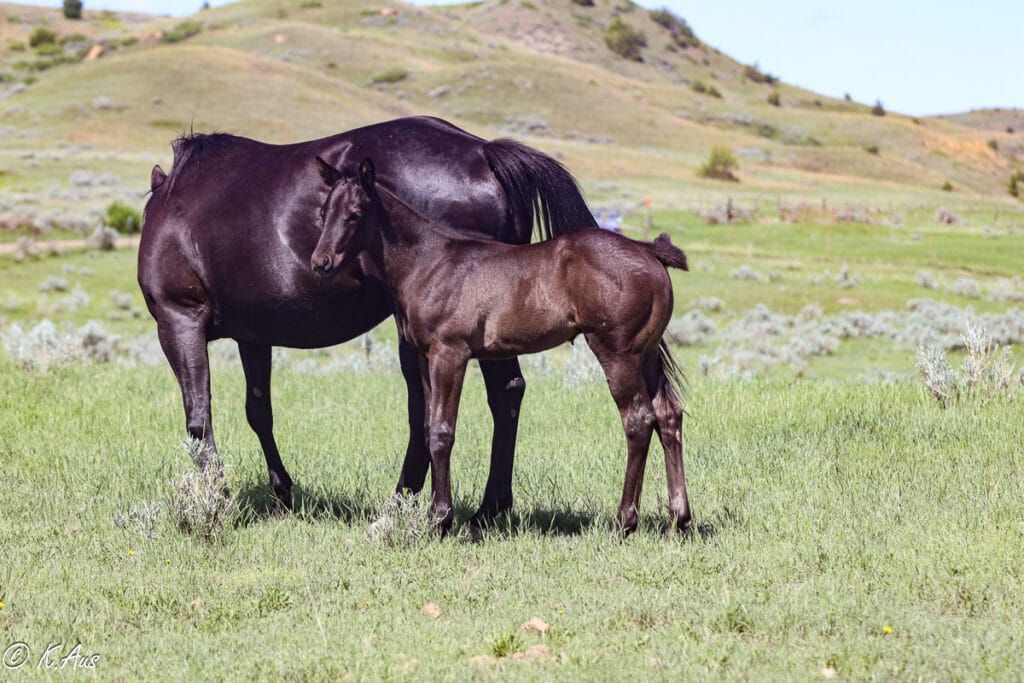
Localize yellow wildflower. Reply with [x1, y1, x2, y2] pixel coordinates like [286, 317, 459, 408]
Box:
[883, 626, 893, 634]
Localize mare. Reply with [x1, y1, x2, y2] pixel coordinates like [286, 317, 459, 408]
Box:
[137, 116, 596, 523]
[311, 158, 691, 535]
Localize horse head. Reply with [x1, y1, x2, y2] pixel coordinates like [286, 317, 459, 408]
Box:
[311, 156, 376, 278]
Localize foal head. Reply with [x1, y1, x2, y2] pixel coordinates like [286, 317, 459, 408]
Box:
[311, 157, 375, 278]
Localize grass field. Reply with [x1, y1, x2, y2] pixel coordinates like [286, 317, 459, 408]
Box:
[1, 360, 1022, 679]
[1, 211, 1022, 678]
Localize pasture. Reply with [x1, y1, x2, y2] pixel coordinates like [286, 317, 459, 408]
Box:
[1, 211, 1022, 679]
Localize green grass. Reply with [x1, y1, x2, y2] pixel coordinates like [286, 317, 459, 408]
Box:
[1, 362, 1022, 678]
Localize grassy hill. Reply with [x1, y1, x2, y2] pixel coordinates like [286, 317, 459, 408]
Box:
[1, 0, 1023, 218]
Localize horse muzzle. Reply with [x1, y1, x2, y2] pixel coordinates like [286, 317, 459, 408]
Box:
[311, 251, 338, 278]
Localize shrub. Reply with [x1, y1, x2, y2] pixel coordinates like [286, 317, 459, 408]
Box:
[648, 7, 698, 48]
[171, 438, 237, 542]
[743, 63, 775, 85]
[941, 180, 953, 192]
[917, 324, 1020, 408]
[63, 0, 83, 20]
[697, 146, 738, 181]
[365, 494, 434, 547]
[864, 144, 880, 155]
[105, 201, 141, 233]
[29, 27, 57, 47]
[987, 139, 998, 152]
[871, 99, 885, 116]
[603, 18, 647, 61]
[767, 91, 780, 107]
[162, 22, 202, 43]
[1008, 171, 1023, 198]
[35, 43, 63, 56]
[370, 67, 408, 84]
[692, 80, 720, 97]
[572, 0, 595, 5]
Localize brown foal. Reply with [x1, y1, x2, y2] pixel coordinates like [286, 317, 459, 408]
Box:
[311, 158, 691, 536]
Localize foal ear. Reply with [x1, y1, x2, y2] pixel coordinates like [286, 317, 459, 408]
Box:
[358, 158, 376, 192]
[315, 156, 343, 186]
[150, 165, 166, 191]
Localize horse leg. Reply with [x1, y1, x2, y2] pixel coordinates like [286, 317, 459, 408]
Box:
[469, 358, 526, 528]
[238, 342, 292, 512]
[423, 347, 469, 533]
[155, 308, 224, 488]
[590, 339, 656, 537]
[646, 355, 691, 533]
[394, 336, 431, 496]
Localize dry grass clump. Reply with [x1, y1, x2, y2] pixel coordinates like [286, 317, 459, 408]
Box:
[365, 493, 434, 548]
[170, 438, 237, 542]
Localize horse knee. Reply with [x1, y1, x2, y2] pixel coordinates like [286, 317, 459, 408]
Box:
[428, 423, 455, 456]
[623, 405, 656, 441]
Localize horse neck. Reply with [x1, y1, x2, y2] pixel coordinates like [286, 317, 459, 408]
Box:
[372, 186, 455, 292]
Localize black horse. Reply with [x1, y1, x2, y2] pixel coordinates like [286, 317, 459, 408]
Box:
[137, 116, 596, 524]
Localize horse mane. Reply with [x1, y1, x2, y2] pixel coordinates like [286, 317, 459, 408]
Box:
[159, 131, 234, 199]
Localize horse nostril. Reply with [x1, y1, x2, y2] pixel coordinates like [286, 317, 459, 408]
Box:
[321, 254, 331, 271]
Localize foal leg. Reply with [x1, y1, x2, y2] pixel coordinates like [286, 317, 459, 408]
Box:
[394, 336, 430, 496]
[238, 342, 292, 512]
[423, 348, 470, 533]
[155, 307, 224, 487]
[647, 356, 691, 532]
[469, 358, 526, 528]
[591, 341, 656, 536]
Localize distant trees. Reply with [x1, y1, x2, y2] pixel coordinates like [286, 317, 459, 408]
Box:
[63, 0, 83, 19]
[697, 146, 739, 181]
[603, 18, 646, 61]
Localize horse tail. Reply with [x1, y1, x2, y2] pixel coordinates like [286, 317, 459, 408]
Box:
[482, 138, 597, 241]
[658, 340, 687, 405]
[647, 233, 689, 271]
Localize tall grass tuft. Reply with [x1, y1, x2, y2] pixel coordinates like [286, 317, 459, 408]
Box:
[170, 438, 237, 541]
[365, 494, 434, 548]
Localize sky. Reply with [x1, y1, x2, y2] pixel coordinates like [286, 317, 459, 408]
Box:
[19, 0, 1024, 116]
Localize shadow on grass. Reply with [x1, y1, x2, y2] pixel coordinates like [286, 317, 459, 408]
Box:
[232, 479, 738, 541]
[233, 480, 378, 527]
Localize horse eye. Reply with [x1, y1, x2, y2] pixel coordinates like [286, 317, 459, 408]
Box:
[350, 210, 363, 222]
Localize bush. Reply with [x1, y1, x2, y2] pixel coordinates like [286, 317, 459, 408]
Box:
[63, 0, 83, 19]
[941, 180, 953, 192]
[648, 7, 698, 48]
[1009, 171, 1023, 198]
[697, 146, 738, 181]
[767, 91, 780, 107]
[572, 0, 595, 5]
[864, 144, 880, 155]
[105, 201, 141, 233]
[35, 43, 64, 56]
[603, 18, 647, 61]
[370, 67, 408, 84]
[871, 99, 885, 116]
[162, 22, 202, 43]
[743, 63, 775, 85]
[987, 139, 998, 152]
[28, 27, 57, 47]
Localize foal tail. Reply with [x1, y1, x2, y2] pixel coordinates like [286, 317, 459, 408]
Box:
[483, 138, 597, 241]
[648, 233, 689, 271]
[658, 341, 687, 403]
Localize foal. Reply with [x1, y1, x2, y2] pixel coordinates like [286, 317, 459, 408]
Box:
[311, 158, 691, 536]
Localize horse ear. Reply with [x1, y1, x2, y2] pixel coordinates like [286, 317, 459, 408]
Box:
[315, 156, 342, 186]
[150, 165, 166, 191]
[359, 158, 376, 192]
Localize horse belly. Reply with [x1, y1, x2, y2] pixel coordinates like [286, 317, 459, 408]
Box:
[477, 305, 577, 358]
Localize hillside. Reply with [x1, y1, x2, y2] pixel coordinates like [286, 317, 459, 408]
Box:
[1, 0, 1023, 225]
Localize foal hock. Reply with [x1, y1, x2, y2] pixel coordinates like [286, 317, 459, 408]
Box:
[312, 158, 691, 535]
